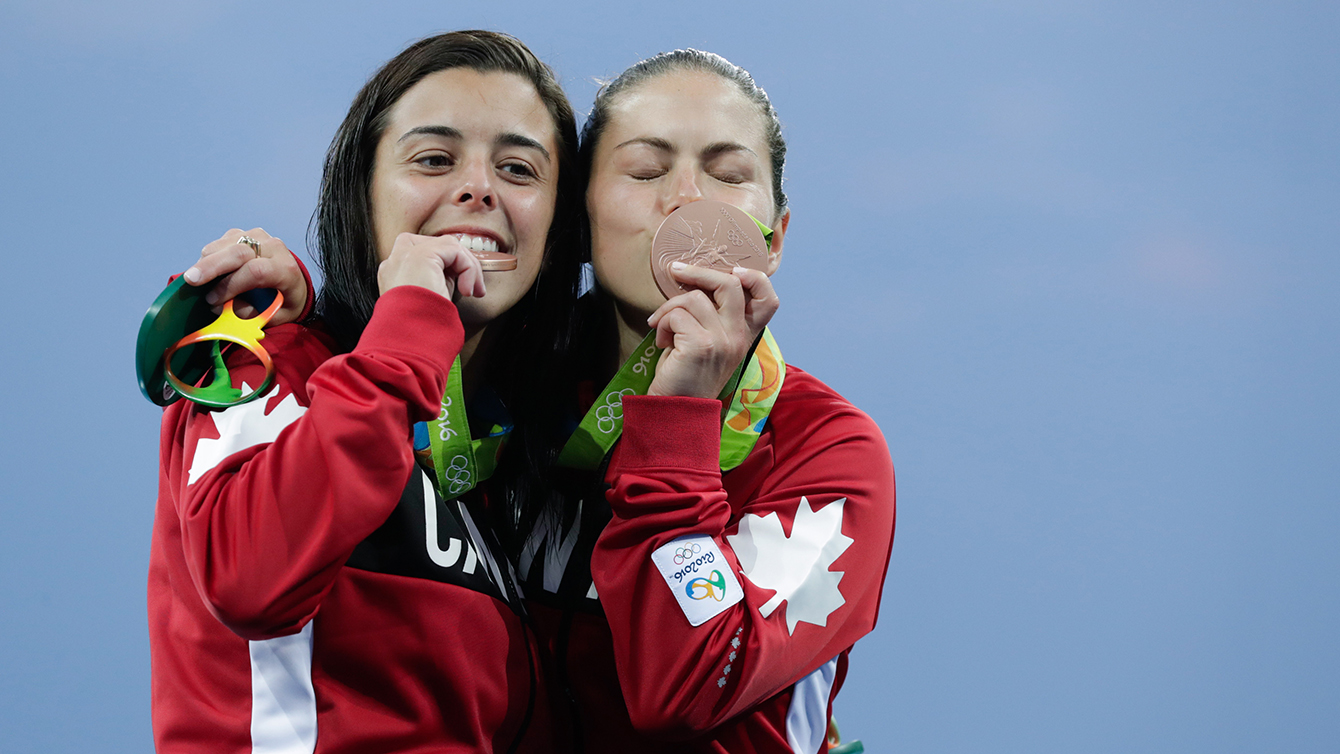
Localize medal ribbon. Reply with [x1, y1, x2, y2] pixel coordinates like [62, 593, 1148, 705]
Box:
[554, 330, 660, 470]
[718, 328, 784, 470]
[555, 327, 785, 472]
[425, 357, 509, 498]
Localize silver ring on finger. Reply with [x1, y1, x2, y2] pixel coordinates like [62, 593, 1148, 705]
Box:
[236, 235, 261, 258]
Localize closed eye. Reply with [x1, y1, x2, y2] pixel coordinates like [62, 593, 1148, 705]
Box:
[710, 171, 747, 185]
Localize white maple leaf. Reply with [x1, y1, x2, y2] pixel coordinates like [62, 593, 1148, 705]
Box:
[726, 496, 853, 634]
[188, 384, 307, 484]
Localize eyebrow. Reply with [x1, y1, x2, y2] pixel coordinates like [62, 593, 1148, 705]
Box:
[613, 136, 674, 152]
[496, 132, 551, 161]
[397, 126, 551, 161]
[398, 125, 462, 143]
[701, 141, 757, 160]
[613, 136, 756, 161]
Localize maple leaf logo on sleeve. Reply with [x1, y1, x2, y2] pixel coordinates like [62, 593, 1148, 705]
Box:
[188, 384, 307, 484]
[725, 497, 854, 635]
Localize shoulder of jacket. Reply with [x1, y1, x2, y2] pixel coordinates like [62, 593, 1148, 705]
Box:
[772, 364, 880, 435]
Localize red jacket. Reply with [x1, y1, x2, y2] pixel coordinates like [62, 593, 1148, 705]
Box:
[148, 287, 544, 753]
[517, 368, 896, 753]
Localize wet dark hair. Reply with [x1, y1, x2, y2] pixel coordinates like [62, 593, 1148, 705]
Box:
[309, 29, 582, 354]
[579, 48, 788, 220]
[306, 31, 584, 545]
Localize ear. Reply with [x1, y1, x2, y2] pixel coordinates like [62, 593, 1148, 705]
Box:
[764, 209, 789, 276]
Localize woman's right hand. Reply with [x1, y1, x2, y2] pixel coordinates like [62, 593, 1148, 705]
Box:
[183, 228, 308, 324]
[376, 232, 487, 300]
[645, 263, 780, 399]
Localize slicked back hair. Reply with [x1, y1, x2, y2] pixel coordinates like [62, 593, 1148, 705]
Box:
[579, 48, 788, 221]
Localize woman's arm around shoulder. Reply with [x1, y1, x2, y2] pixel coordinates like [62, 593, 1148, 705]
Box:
[163, 286, 464, 640]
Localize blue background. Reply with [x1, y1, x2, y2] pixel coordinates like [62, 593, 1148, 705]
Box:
[1, 1, 1336, 751]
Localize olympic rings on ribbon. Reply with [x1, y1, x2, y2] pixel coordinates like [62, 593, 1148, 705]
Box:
[672, 542, 703, 565]
[444, 454, 472, 494]
[164, 292, 284, 408]
[596, 388, 636, 433]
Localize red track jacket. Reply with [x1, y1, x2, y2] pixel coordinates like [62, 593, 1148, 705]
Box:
[148, 287, 543, 753]
[517, 368, 897, 753]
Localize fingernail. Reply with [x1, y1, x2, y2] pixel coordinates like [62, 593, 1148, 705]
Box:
[184, 267, 201, 284]
[205, 291, 218, 304]
[671, 261, 687, 270]
[732, 267, 746, 274]
[647, 313, 655, 325]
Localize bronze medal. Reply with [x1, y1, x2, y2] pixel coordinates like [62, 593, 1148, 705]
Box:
[472, 250, 518, 271]
[650, 200, 769, 299]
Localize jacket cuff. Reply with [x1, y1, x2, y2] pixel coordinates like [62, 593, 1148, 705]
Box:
[292, 254, 316, 322]
[616, 396, 722, 473]
[355, 286, 463, 379]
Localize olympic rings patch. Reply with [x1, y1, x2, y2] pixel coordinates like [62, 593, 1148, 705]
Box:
[596, 388, 636, 433]
[672, 542, 703, 565]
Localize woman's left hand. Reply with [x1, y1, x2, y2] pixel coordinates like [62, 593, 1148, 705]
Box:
[645, 263, 780, 399]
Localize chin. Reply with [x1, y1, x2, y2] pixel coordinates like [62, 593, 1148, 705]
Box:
[593, 273, 656, 317]
[454, 298, 509, 329]
[634, 281, 668, 318]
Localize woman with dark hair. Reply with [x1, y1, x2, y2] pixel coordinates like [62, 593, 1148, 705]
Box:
[149, 30, 581, 752]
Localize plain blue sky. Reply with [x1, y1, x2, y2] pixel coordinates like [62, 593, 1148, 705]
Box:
[1, 1, 1336, 752]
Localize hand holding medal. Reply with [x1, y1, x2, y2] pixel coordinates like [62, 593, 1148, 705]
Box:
[645, 201, 781, 399]
[136, 236, 286, 408]
[185, 228, 308, 321]
[376, 232, 506, 300]
[556, 200, 785, 471]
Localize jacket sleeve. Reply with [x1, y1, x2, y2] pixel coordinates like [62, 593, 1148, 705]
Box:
[591, 390, 896, 737]
[163, 286, 461, 641]
[289, 252, 317, 322]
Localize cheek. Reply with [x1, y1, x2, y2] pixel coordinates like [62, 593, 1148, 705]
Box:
[742, 187, 777, 226]
[516, 193, 556, 245]
[585, 166, 637, 233]
[371, 177, 435, 258]
[589, 190, 648, 267]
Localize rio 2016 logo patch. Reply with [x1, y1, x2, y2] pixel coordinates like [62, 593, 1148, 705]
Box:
[686, 570, 728, 601]
[651, 535, 743, 626]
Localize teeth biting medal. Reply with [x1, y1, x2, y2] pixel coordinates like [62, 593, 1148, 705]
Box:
[452, 233, 517, 271]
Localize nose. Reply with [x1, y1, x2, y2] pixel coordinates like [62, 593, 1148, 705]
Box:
[452, 157, 495, 210]
[663, 164, 703, 215]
